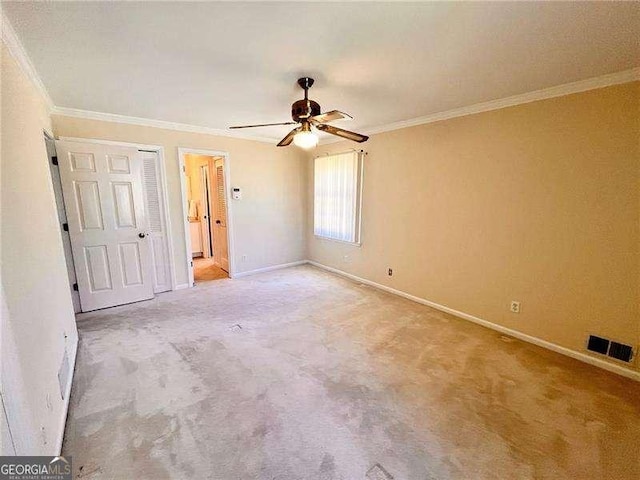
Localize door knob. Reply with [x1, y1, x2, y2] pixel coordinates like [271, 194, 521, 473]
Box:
[138, 233, 147, 238]
[215, 220, 221, 224]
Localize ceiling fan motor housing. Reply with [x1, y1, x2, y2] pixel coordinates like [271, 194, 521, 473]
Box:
[291, 99, 321, 122]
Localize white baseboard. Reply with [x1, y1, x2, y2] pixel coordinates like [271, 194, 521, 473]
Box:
[307, 261, 640, 382]
[55, 334, 78, 454]
[232, 260, 308, 279]
[174, 283, 191, 290]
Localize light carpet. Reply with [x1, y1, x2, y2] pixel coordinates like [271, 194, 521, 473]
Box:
[63, 265, 640, 479]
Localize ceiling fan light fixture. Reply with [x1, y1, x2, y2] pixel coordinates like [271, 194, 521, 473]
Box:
[293, 124, 318, 149]
[230, 77, 368, 147]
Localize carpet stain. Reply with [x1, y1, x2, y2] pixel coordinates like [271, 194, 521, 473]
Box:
[366, 463, 394, 480]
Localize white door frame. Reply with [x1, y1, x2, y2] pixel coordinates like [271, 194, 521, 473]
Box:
[57, 136, 177, 291]
[178, 147, 236, 285]
[45, 133, 82, 313]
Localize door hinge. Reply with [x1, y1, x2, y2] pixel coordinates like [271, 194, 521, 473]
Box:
[51, 156, 58, 166]
[62, 223, 69, 232]
[72, 283, 79, 291]
[182, 165, 186, 173]
[190, 261, 193, 267]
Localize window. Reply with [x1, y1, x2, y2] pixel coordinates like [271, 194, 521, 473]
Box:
[314, 151, 364, 244]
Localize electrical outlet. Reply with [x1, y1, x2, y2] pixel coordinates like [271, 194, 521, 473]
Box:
[510, 301, 521, 314]
[388, 268, 393, 276]
[343, 254, 350, 263]
[241, 255, 247, 262]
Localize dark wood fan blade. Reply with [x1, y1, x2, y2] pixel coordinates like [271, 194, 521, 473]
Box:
[310, 110, 353, 124]
[277, 127, 300, 147]
[229, 121, 298, 129]
[314, 123, 368, 143]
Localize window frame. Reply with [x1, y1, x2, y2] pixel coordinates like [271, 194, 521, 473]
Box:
[313, 150, 365, 246]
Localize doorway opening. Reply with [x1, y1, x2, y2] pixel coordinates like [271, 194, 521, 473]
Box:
[180, 150, 232, 284]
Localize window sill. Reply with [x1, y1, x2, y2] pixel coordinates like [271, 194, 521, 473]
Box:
[314, 235, 362, 247]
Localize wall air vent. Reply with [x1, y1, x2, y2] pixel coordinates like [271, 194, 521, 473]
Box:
[608, 342, 634, 363]
[587, 335, 634, 363]
[587, 335, 609, 355]
[58, 347, 70, 399]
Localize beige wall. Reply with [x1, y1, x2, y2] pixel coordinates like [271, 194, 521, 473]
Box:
[307, 82, 640, 372]
[1, 42, 78, 454]
[51, 117, 308, 283]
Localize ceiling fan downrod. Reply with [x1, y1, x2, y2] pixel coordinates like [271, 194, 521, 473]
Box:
[297, 77, 314, 100]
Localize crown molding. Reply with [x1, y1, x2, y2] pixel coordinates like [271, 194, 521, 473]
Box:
[50, 107, 276, 144]
[346, 67, 640, 142]
[1, 9, 54, 109]
[48, 65, 640, 145]
[53, 67, 640, 147]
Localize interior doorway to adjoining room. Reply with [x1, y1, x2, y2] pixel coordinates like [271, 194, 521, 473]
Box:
[181, 151, 231, 284]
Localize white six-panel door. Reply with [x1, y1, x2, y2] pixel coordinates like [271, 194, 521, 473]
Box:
[56, 141, 154, 311]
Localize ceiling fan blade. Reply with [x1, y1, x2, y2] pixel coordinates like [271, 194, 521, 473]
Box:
[310, 110, 353, 124]
[229, 121, 298, 129]
[313, 123, 369, 143]
[277, 127, 300, 147]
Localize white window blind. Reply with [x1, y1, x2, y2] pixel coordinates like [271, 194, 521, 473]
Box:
[314, 151, 363, 244]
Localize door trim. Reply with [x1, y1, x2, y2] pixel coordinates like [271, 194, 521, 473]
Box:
[178, 148, 236, 285]
[57, 136, 177, 291]
[45, 133, 82, 312]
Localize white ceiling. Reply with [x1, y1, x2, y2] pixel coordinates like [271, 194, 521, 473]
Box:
[4, 2, 640, 142]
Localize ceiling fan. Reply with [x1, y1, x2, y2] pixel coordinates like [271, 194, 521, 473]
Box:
[229, 77, 369, 148]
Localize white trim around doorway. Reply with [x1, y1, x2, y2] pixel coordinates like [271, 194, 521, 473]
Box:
[177, 148, 236, 285]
